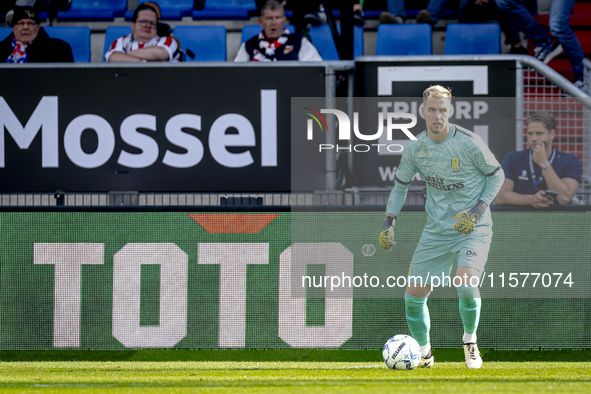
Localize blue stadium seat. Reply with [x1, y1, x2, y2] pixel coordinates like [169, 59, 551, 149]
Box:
[193, 0, 257, 20]
[0, 26, 90, 62]
[173, 26, 226, 61]
[0, 26, 11, 41]
[44, 26, 91, 62]
[375, 24, 432, 55]
[307, 24, 363, 60]
[57, 0, 126, 20]
[444, 23, 501, 55]
[103, 26, 131, 61]
[125, 0, 193, 20]
[240, 25, 295, 43]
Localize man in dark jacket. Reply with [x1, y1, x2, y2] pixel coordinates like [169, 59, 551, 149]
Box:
[235, 0, 321, 62]
[0, 6, 73, 63]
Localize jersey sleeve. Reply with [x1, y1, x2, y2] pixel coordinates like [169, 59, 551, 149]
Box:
[500, 151, 516, 182]
[472, 135, 501, 176]
[562, 155, 582, 182]
[385, 142, 418, 217]
[156, 36, 178, 61]
[471, 136, 504, 205]
[104, 36, 126, 62]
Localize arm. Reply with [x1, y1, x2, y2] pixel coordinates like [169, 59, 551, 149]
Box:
[495, 178, 552, 207]
[540, 165, 579, 205]
[531, 145, 580, 205]
[452, 167, 505, 236]
[107, 51, 144, 63]
[126, 46, 170, 61]
[379, 147, 417, 250]
[478, 166, 504, 206]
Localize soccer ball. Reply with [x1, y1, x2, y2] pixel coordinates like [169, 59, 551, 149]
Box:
[382, 334, 421, 370]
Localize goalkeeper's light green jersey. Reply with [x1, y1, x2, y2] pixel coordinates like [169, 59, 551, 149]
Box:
[386, 124, 504, 238]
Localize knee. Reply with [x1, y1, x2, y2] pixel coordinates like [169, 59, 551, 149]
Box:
[456, 284, 480, 299]
[495, 0, 519, 12]
[549, 21, 569, 39]
[404, 291, 427, 312]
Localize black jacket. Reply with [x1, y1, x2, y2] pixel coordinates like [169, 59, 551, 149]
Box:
[0, 27, 74, 63]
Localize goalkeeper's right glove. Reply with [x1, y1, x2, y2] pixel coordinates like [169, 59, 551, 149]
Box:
[379, 216, 396, 251]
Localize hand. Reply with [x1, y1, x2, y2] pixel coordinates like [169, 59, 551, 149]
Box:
[530, 190, 553, 208]
[379, 216, 396, 251]
[452, 200, 488, 236]
[531, 143, 549, 166]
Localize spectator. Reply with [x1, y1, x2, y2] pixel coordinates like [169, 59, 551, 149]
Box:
[379, 0, 406, 24]
[544, 0, 585, 89]
[496, 112, 581, 207]
[303, 2, 365, 27]
[105, 3, 180, 63]
[0, 6, 73, 63]
[415, 0, 526, 53]
[235, 0, 322, 62]
[494, 0, 585, 88]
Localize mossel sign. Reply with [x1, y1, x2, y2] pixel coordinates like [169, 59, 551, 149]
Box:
[0, 65, 326, 192]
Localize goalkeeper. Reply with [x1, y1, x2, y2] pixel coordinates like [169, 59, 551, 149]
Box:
[379, 85, 504, 369]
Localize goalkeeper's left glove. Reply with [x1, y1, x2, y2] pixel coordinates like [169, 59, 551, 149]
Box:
[452, 200, 488, 236]
[379, 216, 396, 251]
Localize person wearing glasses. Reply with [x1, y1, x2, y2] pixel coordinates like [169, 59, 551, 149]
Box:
[0, 6, 73, 63]
[105, 3, 180, 63]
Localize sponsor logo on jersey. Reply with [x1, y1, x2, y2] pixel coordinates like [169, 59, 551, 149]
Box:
[424, 176, 465, 192]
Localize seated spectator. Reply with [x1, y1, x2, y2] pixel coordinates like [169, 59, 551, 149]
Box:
[235, 0, 322, 62]
[416, 0, 526, 53]
[380, 0, 406, 24]
[496, 0, 585, 90]
[496, 112, 581, 207]
[0, 6, 73, 63]
[303, 2, 365, 27]
[105, 3, 180, 63]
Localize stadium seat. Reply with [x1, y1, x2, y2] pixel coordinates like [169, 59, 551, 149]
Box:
[57, 0, 126, 21]
[193, 0, 257, 20]
[240, 25, 295, 43]
[44, 27, 91, 62]
[444, 23, 501, 55]
[375, 24, 432, 55]
[103, 26, 131, 61]
[307, 24, 364, 60]
[173, 26, 227, 61]
[0, 26, 90, 62]
[0, 26, 11, 41]
[125, 0, 193, 20]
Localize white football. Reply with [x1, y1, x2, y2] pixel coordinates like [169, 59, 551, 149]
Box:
[382, 334, 421, 370]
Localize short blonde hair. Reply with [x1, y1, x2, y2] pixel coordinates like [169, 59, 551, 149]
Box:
[423, 85, 452, 104]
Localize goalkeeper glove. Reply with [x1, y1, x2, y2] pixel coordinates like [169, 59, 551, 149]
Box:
[379, 216, 396, 251]
[452, 200, 488, 236]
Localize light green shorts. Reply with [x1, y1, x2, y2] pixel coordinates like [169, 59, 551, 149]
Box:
[407, 232, 492, 286]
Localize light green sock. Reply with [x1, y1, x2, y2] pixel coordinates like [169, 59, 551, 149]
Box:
[404, 291, 430, 347]
[457, 284, 481, 337]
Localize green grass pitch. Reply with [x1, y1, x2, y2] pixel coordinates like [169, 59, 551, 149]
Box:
[0, 361, 589, 393]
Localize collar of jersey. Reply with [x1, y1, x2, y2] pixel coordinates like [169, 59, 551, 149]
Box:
[426, 124, 454, 145]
